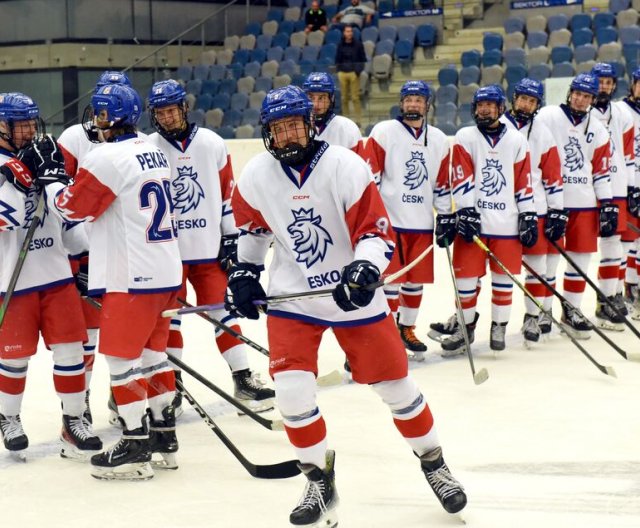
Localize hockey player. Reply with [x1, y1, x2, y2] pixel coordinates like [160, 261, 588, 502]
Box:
[537, 73, 614, 338]
[620, 66, 640, 319]
[0, 93, 101, 461]
[302, 72, 364, 156]
[440, 85, 536, 355]
[49, 84, 183, 480]
[147, 79, 274, 414]
[226, 85, 466, 526]
[57, 70, 133, 425]
[590, 62, 636, 330]
[364, 80, 452, 354]
[500, 79, 565, 343]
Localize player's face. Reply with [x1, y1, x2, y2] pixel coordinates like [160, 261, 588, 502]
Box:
[308, 92, 331, 116]
[154, 104, 186, 132]
[475, 100, 499, 121]
[401, 95, 427, 119]
[513, 94, 539, 115]
[633, 80, 640, 100]
[270, 116, 309, 149]
[598, 77, 616, 95]
[11, 119, 37, 149]
[569, 90, 594, 112]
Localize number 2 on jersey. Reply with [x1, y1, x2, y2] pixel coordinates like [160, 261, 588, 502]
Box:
[140, 179, 178, 242]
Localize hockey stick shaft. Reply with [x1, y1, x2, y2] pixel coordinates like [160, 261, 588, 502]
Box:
[550, 239, 640, 341]
[175, 378, 301, 479]
[444, 242, 489, 385]
[473, 236, 616, 377]
[0, 191, 45, 329]
[163, 244, 434, 317]
[521, 260, 634, 361]
[626, 220, 640, 235]
[167, 353, 284, 431]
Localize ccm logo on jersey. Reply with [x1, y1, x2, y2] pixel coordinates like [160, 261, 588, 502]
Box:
[136, 151, 169, 171]
[292, 195, 310, 200]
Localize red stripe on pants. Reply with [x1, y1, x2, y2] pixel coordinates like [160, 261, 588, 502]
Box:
[112, 378, 148, 406]
[393, 405, 434, 438]
[53, 373, 85, 394]
[146, 370, 175, 399]
[0, 374, 26, 395]
[284, 416, 327, 448]
[216, 325, 243, 353]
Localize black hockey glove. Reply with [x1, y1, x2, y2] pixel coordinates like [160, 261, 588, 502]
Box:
[455, 207, 481, 243]
[627, 187, 640, 218]
[544, 208, 568, 242]
[518, 212, 538, 248]
[0, 158, 34, 194]
[332, 260, 380, 312]
[435, 213, 457, 248]
[218, 234, 239, 272]
[18, 135, 69, 187]
[224, 263, 266, 320]
[599, 202, 619, 238]
[75, 259, 89, 297]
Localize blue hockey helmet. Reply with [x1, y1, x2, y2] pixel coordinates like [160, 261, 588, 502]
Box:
[83, 84, 142, 142]
[260, 85, 315, 165]
[0, 92, 42, 150]
[95, 71, 131, 90]
[590, 62, 616, 80]
[472, 85, 506, 129]
[569, 73, 599, 97]
[148, 79, 189, 139]
[632, 66, 640, 84]
[512, 78, 544, 122]
[302, 72, 335, 124]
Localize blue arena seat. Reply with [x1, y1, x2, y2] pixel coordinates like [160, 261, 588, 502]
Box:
[483, 32, 503, 51]
[437, 65, 458, 86]
[416, 24, 437, 48]
[550, 46, 573, 64]
[461, 49, 481, 68]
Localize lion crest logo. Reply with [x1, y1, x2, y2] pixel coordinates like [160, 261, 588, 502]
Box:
[403, 151, 429, 190]
[480, 159, 506, 197]
[564, 137, 584, 172]
[287, 208, 333, 269]
[24, 191, 46, 229]
[171, 166, 204, 214]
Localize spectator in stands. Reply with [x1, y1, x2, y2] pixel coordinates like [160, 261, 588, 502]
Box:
[335, 25, 367, 125]
[332, 0, 375, 29]
[304, 1, 328, 33]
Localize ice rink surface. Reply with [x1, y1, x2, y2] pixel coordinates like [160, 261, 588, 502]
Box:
[1, 249, 639, 528]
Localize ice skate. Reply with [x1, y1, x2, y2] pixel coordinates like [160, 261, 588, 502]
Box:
[595, 296, 625, 332]
[290, 450, 338, 527]
[440, 321, 475, 358]
[0, 413, 28, 461]
[429, 312, 479, 342]
[538, 310, 553, 336]
[419, 446, 467, 514]
[613, 292, 628, 317]
[90, 425, 153, 481]
[490, 321, 507, 352]
[60, 414, 103, 461]
[398, 324, 427, 359]
[233, 369, 275, 413]
[172, 371, 183, 418]
[521, 314, 540, 347]
[83, 389, 93, 425]
[560, 305, 592, 340]
[624, 283, 640, 320]
[107, 389, 123, 428]
[148, 406, 178, 470]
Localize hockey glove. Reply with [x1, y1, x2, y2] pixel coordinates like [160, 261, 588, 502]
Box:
[224, 263, 266, 320]
[0, 158, 34, 194]
[456, 207, 481, 243]
[18, 136, 69, 187]
[599, 202, 619, 238]
[218, 234, 239, 272]
[628, 187, 640, 218]
[544, 208, 569, 242]
[75, 259, 89, 297]
[435, 213, 457, 248]
[518, 212, 538, 248]
[332, 260, 380, 312]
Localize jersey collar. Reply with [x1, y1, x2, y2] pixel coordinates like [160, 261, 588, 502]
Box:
[280, 141, 329, 189]
[166, 124, 198, 153]
[396, 117, 424, 140]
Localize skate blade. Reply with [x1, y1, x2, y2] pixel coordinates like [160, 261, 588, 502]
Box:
[174, 405, 184, 419]
[523, 338, 538, 349]
[151, 452, 178, 470]
[595, 319, 625, 332]
[427, 330, 448, 344]
[409, 351, 426, 362]
[559, 325, 591, 340]
[91, 461, 154, 481]
[9, 450, 27, 462]
[60, 443, 102, 462]
[308, 508, 338, 528]
[440, 346, 467, 359]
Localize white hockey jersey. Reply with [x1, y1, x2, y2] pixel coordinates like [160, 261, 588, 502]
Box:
[315, 114, 364, 156]
[233, 141, 395, 326]
[619, 97, 640, 188]
[591, 102, 635, 199]
[537, 104, 612, 209]
[0, 149, 26, 231]
[52, 133, 182, 295]
[451, 124, 535, 237]
[147, 125, 237, 264]
[501, 112, 563, 216]
[0, 152, 87, 295]
[364, 118, 452, 232]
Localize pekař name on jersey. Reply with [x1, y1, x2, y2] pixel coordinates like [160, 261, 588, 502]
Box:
[136, 150, 169, 171]
[28, 237, 54, 250]
[176, 218, 207, 230]
[307, 269, 342, 289]
[402, 193, 424, 204]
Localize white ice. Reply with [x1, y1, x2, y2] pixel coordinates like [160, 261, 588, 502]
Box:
[1, 249, 639, 528]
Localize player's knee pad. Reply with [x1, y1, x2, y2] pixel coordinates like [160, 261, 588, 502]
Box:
[599, 235, 622, 258]
[273, 370, 317, 417]
[523, 253, 545, 274]
[50, 342, 84, 365]
[371, 376, 421, 410]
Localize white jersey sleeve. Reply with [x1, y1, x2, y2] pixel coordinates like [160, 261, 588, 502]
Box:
[315, 115, 364, 156]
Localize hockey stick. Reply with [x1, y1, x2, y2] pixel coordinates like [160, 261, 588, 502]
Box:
[550, 239, 640, 341]
[167, 353, 284, 431]
[163, 244, 434, 317]
[625, 221, 640, 235]
[473, 236, 616, 377]
[521, 260, 639, 361]
[175, 378, 301, 479]
[444, 242, 489, 385]
[0, 191, 45, 329]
